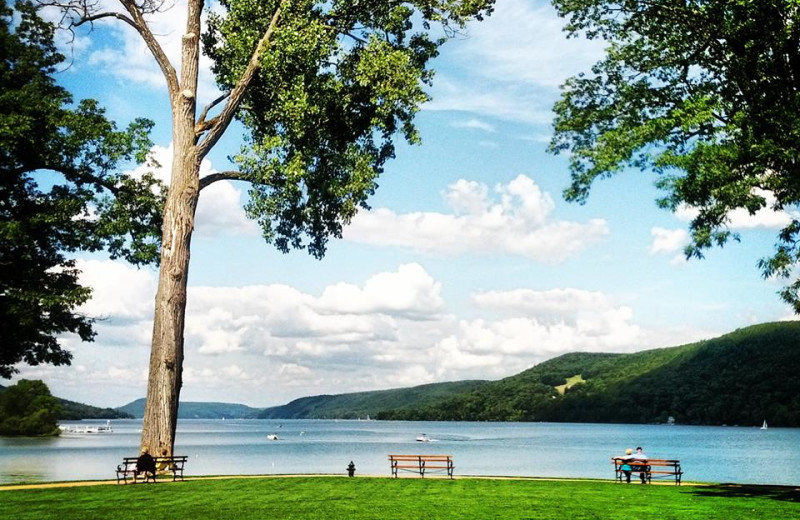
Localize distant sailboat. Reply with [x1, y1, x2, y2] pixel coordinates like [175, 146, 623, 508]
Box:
[761, 420, 768, 430]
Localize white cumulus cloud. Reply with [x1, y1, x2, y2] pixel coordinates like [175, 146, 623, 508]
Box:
[17, 262, 686, 408]
[650, 228, 689, 255]
[649, 227, 690, 265]
[444, 287, 641, 377]
[76, 259, 156, 320]
[315, 263, 443, 319]
[345, 175, 609, 262]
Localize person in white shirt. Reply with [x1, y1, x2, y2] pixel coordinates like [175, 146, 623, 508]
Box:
[632, 446, 648, 484]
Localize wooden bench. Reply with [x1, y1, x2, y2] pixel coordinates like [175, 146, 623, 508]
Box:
[389, 454, 454, 479]
[612, 457, 682, 485]
[116, 455, 188, 484]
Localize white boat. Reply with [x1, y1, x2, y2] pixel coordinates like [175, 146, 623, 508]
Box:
[266, 434, 279, 440]
[59, 420, 114, 434]
[761, 420, 768, 430]
[416, 433, 431, 442]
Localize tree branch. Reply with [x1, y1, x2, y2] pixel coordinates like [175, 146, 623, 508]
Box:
[196, 4, 282, 158]
[198, 170, 252, 191]
[195, 92, 229, 140]
[72, 11, 138, 30]
[117, 0, 180, 98]
[16, 162, 123, 195]
[197, 92, 229, 126]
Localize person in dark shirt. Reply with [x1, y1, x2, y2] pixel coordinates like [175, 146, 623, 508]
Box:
[136, 449, 156, 482]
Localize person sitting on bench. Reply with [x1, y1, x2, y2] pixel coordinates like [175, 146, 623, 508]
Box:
[136, 448, 156, 481]
[631, 446, 648, 484]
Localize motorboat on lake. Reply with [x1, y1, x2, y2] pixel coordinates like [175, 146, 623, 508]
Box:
[416, 433, 431, 442]
[267, 434, 279, 440]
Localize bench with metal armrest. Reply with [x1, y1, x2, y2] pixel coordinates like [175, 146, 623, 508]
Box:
[116, 455, 188, 484]
[612, 457, 682, 485]
[388, 454, 454, 479]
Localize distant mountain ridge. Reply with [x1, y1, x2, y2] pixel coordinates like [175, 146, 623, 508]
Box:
[116, 399, 261, 419]
[255, 380, 489, 419]
[110, 381, 486, 419]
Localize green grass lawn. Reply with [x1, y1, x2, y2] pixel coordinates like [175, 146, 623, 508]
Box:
[1, 477, 798, 520]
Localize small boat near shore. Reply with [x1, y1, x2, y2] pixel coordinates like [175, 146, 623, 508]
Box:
[416, 433, 431, 442]
[267, 434, 279, 440]
[59, 420, 114, 434]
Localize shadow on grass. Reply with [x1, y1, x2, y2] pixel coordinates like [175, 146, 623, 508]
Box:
[690, 484, 800, 503]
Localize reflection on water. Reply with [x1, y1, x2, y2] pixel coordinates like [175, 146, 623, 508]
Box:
[1, 419, 798, 485]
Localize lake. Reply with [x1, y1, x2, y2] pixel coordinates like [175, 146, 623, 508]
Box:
[1, 420, 798, 486]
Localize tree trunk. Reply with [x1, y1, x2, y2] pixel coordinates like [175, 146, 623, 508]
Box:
[140, 0, 202, 456]
[140, 146, 199, 457]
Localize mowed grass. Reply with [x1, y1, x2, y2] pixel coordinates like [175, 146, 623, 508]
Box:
[1, 476, 798, 520]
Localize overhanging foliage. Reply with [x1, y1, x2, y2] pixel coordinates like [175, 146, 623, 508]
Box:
[549, 0, 800, 311]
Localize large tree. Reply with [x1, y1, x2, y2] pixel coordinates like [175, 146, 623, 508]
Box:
[549, 0, 800, 310]
[0, 2, 163, 379]
[40, 0, 495, 454]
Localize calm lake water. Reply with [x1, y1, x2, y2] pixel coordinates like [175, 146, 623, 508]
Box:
[1, 419, 798, 486]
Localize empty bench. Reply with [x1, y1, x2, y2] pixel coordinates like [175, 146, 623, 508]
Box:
[116, 455, 188, 484]
[612, 457, 682, 485]
[389, 454, 454, 479]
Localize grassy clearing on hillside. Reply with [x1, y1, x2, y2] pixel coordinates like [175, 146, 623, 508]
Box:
[555, 374, 586, 395]
[1, 477, 798, 520]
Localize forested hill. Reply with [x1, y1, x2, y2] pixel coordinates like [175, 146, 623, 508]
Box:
[58, 398, 132, 420]
[377, 322, 800, 426]
[254, 380, 488, 419]
[0, 383, 131, 420]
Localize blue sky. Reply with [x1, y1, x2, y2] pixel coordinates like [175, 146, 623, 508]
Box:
[13, 0, 796, 408]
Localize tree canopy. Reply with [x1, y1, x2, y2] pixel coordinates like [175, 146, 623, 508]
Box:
[549, 0, 800, 311]
[0, 379, 61, 436]
[201, 0, 496, 257]
[0, 1, 164, 378]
